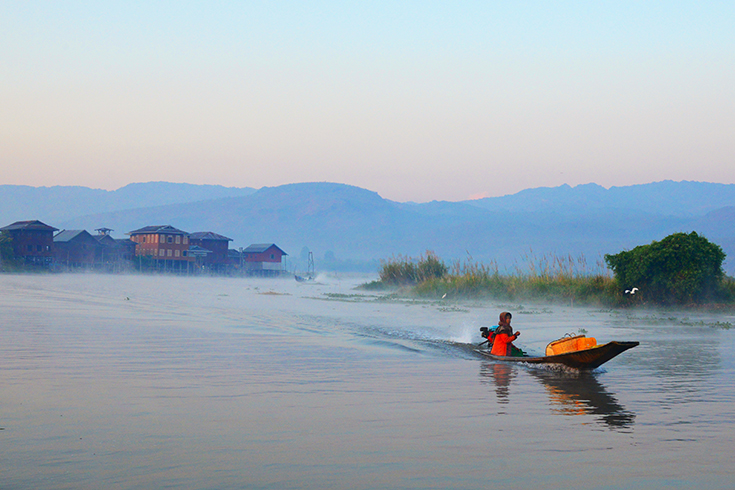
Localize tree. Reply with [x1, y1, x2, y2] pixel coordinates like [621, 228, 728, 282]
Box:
[0, 232, 18, 271]
[604, 232, 726, 304]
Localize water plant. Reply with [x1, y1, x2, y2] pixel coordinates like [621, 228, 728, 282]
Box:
[377, 251, 448, 286]
[364, 234, 735, 308]
[366, 251, 620, 305]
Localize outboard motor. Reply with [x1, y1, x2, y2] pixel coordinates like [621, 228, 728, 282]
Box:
[479, 326, 490, 339]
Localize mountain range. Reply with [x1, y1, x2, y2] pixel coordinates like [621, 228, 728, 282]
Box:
[1, 180, 734, 275]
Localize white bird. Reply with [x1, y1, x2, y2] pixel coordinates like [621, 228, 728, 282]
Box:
[442, 293, 447, 299]
[625, 288, 639, 294]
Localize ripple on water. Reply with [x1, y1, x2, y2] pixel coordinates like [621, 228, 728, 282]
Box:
[1, 274, 734, 489]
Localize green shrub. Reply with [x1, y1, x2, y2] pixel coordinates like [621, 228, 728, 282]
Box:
[604, 232, 726, 304]
[0, 233, 22, 271]
[369, 244, 734, 307]
[721, 276, 735, 302]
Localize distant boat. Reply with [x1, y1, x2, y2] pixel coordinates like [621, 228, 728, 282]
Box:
[295, 251, 315, 283]
[476, 334, 639, 370]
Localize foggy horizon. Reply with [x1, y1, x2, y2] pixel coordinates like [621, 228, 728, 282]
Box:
[2, 2, 734, 202]
[4, 177, 735, 204]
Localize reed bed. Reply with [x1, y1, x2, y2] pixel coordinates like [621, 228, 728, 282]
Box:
[364, 250, 735, 307]
[376, 251, 448, 286]
[369, 251, 623, 305]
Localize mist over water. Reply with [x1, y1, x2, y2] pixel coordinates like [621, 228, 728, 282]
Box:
[1, 274, 734, 489]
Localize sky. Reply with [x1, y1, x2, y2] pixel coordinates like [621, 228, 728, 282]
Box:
[1, 1, 734, 202]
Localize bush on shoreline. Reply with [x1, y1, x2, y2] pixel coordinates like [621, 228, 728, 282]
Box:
[605, 232, 729, 305]
[365, 245, 735, 307]
[0, 234, 24, 272]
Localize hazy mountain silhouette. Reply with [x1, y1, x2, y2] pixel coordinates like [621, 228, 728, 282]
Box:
[0, 182, 256, 224]
[3, 180, 734, 274]
[465, 181, 735, 217]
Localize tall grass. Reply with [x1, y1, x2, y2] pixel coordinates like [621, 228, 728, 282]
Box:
[372, 251, 623, 305]
[366, 251, 735, 307]
[378, 251, 448, 286]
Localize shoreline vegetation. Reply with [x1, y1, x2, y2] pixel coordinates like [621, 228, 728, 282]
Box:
[361, 249, 735, 309]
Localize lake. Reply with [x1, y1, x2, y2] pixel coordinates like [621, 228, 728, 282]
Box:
[1, 273, 733, 489]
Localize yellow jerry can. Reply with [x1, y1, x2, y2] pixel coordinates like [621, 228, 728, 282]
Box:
[545, 335, 597, 356]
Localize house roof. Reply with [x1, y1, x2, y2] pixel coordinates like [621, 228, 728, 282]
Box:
[54, 230, 98, 243]
[189, 231, 233, 241]
[95, 234, 118, 246]
[242, 243, 288, 255]
[1, 220, 58, 232]
[127, 225, 188, 235]
[113, 238, 137, 249]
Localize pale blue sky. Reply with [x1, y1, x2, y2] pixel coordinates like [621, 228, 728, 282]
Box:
[2, 1, 733, 201]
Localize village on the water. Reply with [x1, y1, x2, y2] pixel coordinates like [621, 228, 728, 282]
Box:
[0, 220, 288, 275]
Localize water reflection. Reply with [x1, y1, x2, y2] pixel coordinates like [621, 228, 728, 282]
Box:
[480, 362, 635, 430]
[529, 369, 635, 429]
[479, 362, 516, 404]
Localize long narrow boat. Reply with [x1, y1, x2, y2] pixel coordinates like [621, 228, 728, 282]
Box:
[475, 341, 639, 370]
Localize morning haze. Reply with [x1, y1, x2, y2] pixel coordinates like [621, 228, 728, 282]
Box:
[2, 2, 735, 489]
[2, 180, 735, 275]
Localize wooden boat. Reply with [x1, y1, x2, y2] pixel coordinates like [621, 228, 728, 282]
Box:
[475, 340, 639, 370]
[295, 251, 316, 283]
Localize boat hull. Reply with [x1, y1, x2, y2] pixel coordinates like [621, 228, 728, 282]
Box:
[475, 341, 639, 370]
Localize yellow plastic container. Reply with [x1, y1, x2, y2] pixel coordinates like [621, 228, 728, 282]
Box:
[545, 335, 597, 356]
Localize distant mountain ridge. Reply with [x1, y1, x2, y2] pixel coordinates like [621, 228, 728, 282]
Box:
[0, 182, 256, 224]
[2, 180, 734, 274]
[463, 181, 735, 217]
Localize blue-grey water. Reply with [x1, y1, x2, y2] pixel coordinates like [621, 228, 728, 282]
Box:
[1, 274, 734, 489]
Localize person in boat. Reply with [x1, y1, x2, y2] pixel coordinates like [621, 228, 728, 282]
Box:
[480, 311, 516, 350]
[496, 311, 512, 334]
[490, 311, 522, 356]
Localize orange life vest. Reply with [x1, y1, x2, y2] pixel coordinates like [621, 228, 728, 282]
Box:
[490, 332, 518, 356]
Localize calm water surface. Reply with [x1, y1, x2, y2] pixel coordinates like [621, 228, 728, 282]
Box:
[1, 274, 734, 489]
